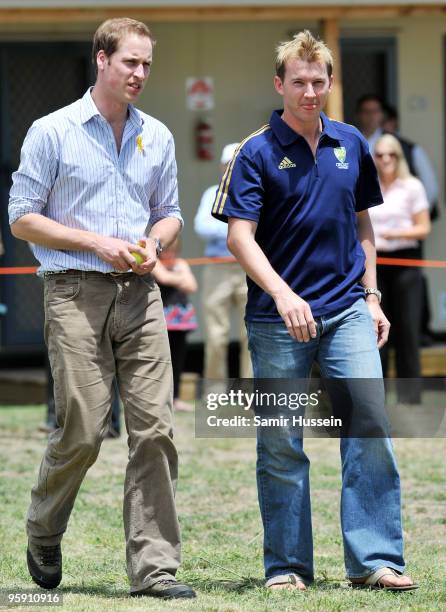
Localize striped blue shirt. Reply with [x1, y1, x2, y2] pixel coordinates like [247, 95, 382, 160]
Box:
[9, 88, 182, 274]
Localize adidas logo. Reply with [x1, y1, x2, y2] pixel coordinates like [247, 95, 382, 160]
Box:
[278, 157, 296, 170]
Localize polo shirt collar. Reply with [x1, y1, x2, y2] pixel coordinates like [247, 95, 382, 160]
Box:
[321, 112, 342, 141]
[80, 87, 144, 130]
[270, 109, 342, 146]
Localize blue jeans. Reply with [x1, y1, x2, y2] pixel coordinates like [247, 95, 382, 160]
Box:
[246, 298, 405, 582]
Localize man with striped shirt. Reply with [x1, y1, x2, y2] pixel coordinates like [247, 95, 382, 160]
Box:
[9, 18, 195, 600]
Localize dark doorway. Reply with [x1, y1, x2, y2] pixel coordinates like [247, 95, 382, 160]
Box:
[341, 37, 397, 125]
[0, 42, 92, 351]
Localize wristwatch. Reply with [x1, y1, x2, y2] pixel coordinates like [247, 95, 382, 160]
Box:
[148, 236, 163, 257]
[364, 287, 382, 303]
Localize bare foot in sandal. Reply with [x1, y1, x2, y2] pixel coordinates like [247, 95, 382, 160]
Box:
[269, 581, 306, 591]
[266, 574, 307, 590]
[379, 574, 415, 589]
[350, 568, 417, 591]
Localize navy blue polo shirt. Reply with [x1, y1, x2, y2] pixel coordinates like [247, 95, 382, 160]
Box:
[211, 110, 383, 323]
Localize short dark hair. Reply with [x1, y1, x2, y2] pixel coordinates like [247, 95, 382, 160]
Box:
[92, 17, 155, 71]
[383, 103, 398, 122]
[355, 94, 385, 112]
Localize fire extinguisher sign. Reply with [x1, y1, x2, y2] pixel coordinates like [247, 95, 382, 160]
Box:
[186, 77, 215, 111]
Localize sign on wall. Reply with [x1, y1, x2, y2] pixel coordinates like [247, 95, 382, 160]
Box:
[186, 77, 214, 111]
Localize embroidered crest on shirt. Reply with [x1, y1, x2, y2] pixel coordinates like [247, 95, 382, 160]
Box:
[136, 135, 144, 153]
[334, 146, 349, 169]
[278, 156, 296, 170]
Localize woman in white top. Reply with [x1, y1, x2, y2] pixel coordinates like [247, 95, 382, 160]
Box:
[370, 134, 431, 403]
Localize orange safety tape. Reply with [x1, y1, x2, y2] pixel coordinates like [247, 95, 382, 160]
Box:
[0, 266, 38, 275]
[179, 256, 236, 266]
[0, 257, 237, 274]
[376, 257, 446, 269]
[0, 256, 445, 275]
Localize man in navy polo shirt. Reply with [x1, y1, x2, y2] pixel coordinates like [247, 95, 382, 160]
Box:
[212, 30, 416, 592]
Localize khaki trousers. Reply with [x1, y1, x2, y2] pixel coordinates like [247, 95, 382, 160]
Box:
[27, 271, 181, 592]
[202, 263, 252, 379]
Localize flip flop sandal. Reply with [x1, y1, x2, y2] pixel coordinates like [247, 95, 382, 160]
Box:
[350, 567, 418, 591]
[266, 573, 306, 590]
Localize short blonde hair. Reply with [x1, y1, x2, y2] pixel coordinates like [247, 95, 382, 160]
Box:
[374, 134, 411, 180]
[275, 30, 334, 81]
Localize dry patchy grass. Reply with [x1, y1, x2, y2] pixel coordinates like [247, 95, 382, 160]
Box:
[0, 405, 445, 611]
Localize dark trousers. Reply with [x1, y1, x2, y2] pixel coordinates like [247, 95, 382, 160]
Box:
[418, 241, 432, 338]
[167, 330, 188, 400]
[378, 249, 422, 403]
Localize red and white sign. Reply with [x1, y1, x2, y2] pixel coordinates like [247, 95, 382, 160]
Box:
[186, 77, 214, 111]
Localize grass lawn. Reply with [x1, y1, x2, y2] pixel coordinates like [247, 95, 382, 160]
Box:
[0, 404, 445, 611]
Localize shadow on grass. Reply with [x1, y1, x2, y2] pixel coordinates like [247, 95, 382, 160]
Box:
[59, 585, 130, 598]
[185, 576, 346, 594]
[34, 577, 414, 600]
[313, 578, 349, 591]
[60, 578, 264, 598]
[187, 576, 263, 594]
[59, 579, 263, 599]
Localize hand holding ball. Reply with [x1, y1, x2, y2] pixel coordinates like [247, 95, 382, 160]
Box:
[131, 240, 147, 265]
[131, 251, 145, 265]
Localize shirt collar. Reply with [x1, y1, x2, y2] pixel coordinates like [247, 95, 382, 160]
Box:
[321, 112, 343, 141]
[79, 88, 101, 124]
[270, 109, 342, 146]
[128, 103, 144, 131]
[80, 87, 144, 130]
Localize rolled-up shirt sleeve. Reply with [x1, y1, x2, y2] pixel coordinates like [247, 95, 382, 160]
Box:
[9, 121, 59, 225]
[149, 134, 183, 227]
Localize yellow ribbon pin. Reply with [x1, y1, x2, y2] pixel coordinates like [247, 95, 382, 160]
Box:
[136, 135, 144, 153]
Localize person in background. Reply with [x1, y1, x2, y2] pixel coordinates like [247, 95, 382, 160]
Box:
[381, 104, 398, 134]
[356, 94, 439, 346]
[194, 143, 252, 381]
[108, 380, 122, 437]
[152, 240, 198, 412]
[356, 95, 439, 212]
[371, 134, 431, 403]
